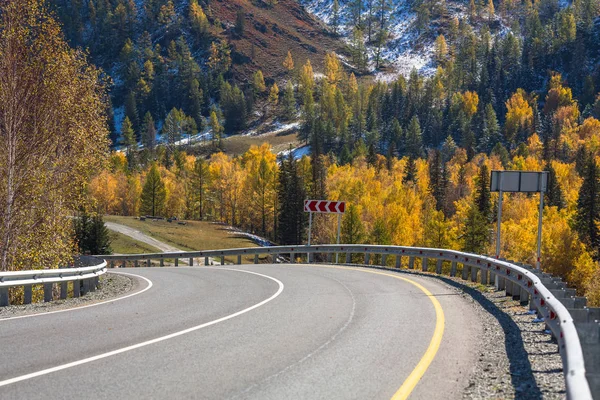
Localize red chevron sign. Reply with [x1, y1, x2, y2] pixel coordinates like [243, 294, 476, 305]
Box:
[304, 200, 345, 214]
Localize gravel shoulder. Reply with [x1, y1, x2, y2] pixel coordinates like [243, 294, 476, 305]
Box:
[0, 272, 136, 319]
[389, 269, 565, 399]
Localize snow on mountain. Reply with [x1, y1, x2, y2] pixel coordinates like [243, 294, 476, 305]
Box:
[298, 0, 436, 78]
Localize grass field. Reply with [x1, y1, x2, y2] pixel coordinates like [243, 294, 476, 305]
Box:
[108, 231, 161, 255]
[105, 216, 259, 263]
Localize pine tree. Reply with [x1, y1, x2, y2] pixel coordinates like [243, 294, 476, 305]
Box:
[74, 212, 112, 255]
[403, 156, 418, 184]
[277, 152, 306, 245]
[474, 164, 491, 220]
[370, 218, 391, 244]
[209, 110, 224, 148]
[142, 112, 157, 155]
[140, 164, 166, 217]
[282, 81, 296, 120]
[122, 116, 137, 170]
[462, 205, 489, 254]
[235, 9, 245, 36]
[545, 162, 565, 209]
[429, 150, 447, 212]
[479, 103, 500, 153]
[406, 115, 423, 158]
[574, 156, 600, 256]
[332, 0, 340, 35]
[341, 204, 365, 244]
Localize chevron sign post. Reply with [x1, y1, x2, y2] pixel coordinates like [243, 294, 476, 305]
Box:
[304, 200, 346, 262]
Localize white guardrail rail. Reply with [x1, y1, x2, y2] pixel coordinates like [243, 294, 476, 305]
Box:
[0, 256, 107, 306]
[99, 244, 593, 400]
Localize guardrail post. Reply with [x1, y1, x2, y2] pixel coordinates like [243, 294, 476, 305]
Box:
[0, 288, 9, 306]
[450, 261, 457, 277]
[254, 254, 259, 264]
[24, 285, 32, 304]
[44, 283, 53, 302]
[220, 256, 225, 265]
[519, 287, 529, 304]
[147, 259, 151, 267]
[205, 257, 209, 266]
[395, 255, 401, 268]
[134, 260, 139, 268]
[365, 253, 370, 265]
[88, 278, 96, 292]
[81, 278, 89, 295]
[237, 255, 242, 265]
[381, 254, 387, 267]
[436, 259, 442, 274]
[481, 269, 488, 285]
[290, 253, 296, 263]
[174, 258, 179, 267]
[505, 279, 513, 297]
[60, 282, 68, 299]
[462, 264, 468, 280]
[496, 274, 505, 290]
[327, 253, 333, 263]
[408, 256, 415, 269]
[73, 281, 80, 298]
[471, 266, 478, 282]
[422, 257, 428, 272]
[346, 253, 351, 263]
[489, 271, 496, 286]
[189, 257, 194, 266]
[160, 258, 164, 267]
[309, 252, 314, 263]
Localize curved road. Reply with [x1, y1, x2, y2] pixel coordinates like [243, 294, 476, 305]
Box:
[0, 265, 482, 399]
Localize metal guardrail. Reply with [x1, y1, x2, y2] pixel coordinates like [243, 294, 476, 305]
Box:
[101, 244, 593, 399]
[0, 256, 107, 306]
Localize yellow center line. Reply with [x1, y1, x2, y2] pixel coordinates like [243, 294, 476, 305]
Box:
[294, 264, 445, 400]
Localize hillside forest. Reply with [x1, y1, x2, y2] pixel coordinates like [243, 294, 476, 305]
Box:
[1, 0, 600, 304]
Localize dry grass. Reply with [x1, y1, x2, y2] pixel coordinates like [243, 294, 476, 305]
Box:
[109, 231, 161, 255]
[222, 131, 301, 156]
[105, 216, 259, 263]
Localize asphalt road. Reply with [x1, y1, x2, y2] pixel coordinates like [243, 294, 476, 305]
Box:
[0, 265, 482, 399]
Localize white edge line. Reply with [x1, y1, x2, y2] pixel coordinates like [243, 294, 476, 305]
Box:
[0, 271, 153, 322]
[0, 268, 284, 388]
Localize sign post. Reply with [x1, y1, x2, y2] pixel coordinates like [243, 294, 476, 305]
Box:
[490, 171, 548, 269]
[304, 200, 346, 262]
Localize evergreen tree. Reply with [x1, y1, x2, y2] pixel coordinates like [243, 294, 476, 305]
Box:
[277, 152, 306, 245]
[282, 81, 296, 120]
[462, 205, 489, 254]
[332, 0, 340, 35]
[140, 164, 166, 217]
[545, 162, 565, 209]
[235, 9, 245, 36]
[142, 112, 157, 155]
[121, 116, 137, 170]
[429, 150, 447, 212]
[479, 103, 500, 153]
[74, 212, 112, 255]
[574, 156, 600, 256]
[341, 204, 365, 244]
[403, 156, 417, 184]
[406, 115, 423, 158]
[474, 164, 491, 220]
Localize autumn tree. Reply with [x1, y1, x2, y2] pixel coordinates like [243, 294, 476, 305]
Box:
[0, 0, 109, 271]
[283, 51, 294, 73]
[140, 164, 166, 217]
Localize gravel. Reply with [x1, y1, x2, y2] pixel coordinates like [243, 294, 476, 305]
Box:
[407, 271, 566, 399]
[0, 272, 135, 319]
